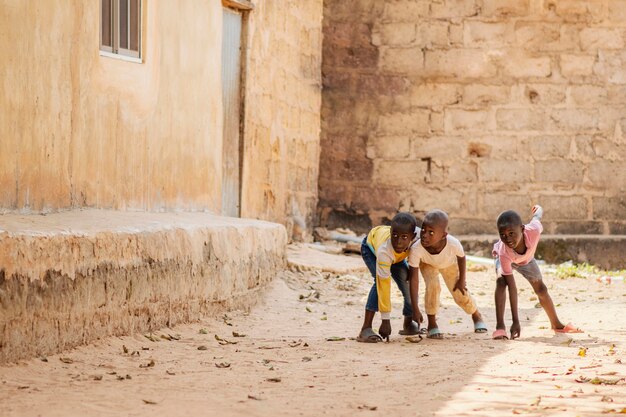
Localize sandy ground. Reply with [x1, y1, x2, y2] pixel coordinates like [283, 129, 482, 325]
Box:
[1, 244, 625, 417]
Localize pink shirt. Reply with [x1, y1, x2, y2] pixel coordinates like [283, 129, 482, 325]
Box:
[492, 219, 543, 275]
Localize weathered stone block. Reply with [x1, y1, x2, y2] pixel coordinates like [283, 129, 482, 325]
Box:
[463, 85, 510, 105]
[326, 0, 385, 23]
[538, 195, 588, 219]
[479, 159, 532, 182]
[377, 110, 430, 135]
[528, 136, 573, 158]
[465, 21, 512, 47]
[430, 0, 479, 18]
[445, 109, 490, 132]
[380, 47, 424, 73]
[483, 193, 532, 219]
[519, 84, 567, 105]
[534, 159, 583, 183]
[545, 0, 607, 23]
[410, 83, 461, 107]
[382, 0, 429, 22]
[501, 52, 551, 78]
[373, 159, 429, 184]
[372, 22, 417, 46]
[367, 135, 411, 159]
[560, 54, 596, 77]
[325, 23, 373, 48]
[580, 28, 624, 51]
[553, 221, 604, 234]
[411, 136, 466, 159]
[424, 49, 497, 78]
[608, 0, 626, 23]
[482, 0, 529, 16]
[569, 86, 607, 106]
[593, 196, 626, 220]
[418, 21, 452, 48]
[355, 74, 410, 95]
[430, 111, 445, 133]
[324, 45, 379, 69]
[550, 109, 599, 131]
[410, 188, 464, 214]
[607, 86, 626, 104]
[589, 161, 626, 188]
[447, 162, 478, 183]
[514, 22, 560, 49]
[496, 109, 546, 131]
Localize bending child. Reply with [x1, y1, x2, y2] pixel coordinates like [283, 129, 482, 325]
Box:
[408, 209, 487, 339]
[357, 212, 422, 343]
[492, 205, 582, 340]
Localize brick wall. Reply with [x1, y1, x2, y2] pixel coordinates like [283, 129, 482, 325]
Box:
[319, 0, 626, 235]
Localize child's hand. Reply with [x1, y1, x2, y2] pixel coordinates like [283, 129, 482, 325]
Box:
[531, 205, 543, 219]
[379, 320, 391, 341]
[413, 310, 424, 325]
[510, 322, 521, 339]
[453, 280, 467, 295]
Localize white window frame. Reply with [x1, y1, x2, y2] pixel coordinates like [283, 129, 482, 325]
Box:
[100, 0, 142, 63]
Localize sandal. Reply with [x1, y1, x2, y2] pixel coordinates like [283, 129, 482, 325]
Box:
[357, 328, 383, 343]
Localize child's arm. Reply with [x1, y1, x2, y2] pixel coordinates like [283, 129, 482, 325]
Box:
[453, 256, 467, 295]
[375, 257, 393, 340]
[409, 266, 423, 325]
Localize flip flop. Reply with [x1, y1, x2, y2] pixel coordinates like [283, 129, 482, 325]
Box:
[554, 323, 583, 333]
[474, 321, 488, 333]
[399, 320, 420, 336]
[427, 328, 444, 339]
[357, 328, 383, 343]
[492, 329, 508, 340]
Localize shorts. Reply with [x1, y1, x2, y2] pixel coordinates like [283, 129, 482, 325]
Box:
[495, 257, 542, 282]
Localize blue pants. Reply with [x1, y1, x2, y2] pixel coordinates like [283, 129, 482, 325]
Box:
[362, 238, 413, 317]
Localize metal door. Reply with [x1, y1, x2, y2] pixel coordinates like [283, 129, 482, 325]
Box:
[221, 7, 243, 217]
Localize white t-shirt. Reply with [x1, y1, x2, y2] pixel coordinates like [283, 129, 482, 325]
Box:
[408, 235, 465, 269]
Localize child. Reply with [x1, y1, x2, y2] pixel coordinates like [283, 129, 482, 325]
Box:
[357, 212, 422, 343]
[492, 205, 582, 339]
[408, 209, 487, 339]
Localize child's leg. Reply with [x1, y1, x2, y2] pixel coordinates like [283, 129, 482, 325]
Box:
[439, 264, 483, 324]
[494, 276, 508, 330]
[360, 239, 379, 331]
[420, 263, 441, 330]
[390, 262, 420, 334]
[516, 260, 566, 330]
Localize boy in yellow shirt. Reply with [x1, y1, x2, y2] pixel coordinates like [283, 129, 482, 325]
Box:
[357, 212, 423, 342]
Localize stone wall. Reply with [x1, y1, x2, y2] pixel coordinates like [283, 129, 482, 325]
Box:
[0, 211, 287, 363]
[242, 0, 323, 239]
[319, 0, 626, 235]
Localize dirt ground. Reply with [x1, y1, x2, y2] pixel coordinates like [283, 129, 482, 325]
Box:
[1, 244, 625, 417]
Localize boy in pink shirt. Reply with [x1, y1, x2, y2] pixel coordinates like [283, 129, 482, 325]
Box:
[492, 205, 582, 340]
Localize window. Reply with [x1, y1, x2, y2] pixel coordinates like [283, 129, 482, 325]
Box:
[100, 0, 141, 60]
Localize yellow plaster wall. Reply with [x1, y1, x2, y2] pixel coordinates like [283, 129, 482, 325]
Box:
[0, 1, 223, 212]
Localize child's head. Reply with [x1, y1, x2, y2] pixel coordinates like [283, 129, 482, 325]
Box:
[497, 210, 524, 249]
[420, 209, 448, 249]
[390, 212, 418, 253]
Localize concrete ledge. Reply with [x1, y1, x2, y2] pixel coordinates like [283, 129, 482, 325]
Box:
[460, 234, 626, 270]
[0, 210, 287, 363]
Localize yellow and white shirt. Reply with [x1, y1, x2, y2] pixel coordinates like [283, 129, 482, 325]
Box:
[366, 225, 414, 319]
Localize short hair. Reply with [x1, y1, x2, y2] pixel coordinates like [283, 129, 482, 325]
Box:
[423, 209, 449, 228]
[391, 212, 417, 232]
[497, 210, 523, 228]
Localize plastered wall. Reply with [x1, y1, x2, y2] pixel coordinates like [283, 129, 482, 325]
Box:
[319, 0, 626, 235]
[0, 0, 324, 236]
[241, 0, 323, 239]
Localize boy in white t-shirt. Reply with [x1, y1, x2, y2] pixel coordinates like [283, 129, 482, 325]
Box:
[408, 209, 487, 339]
